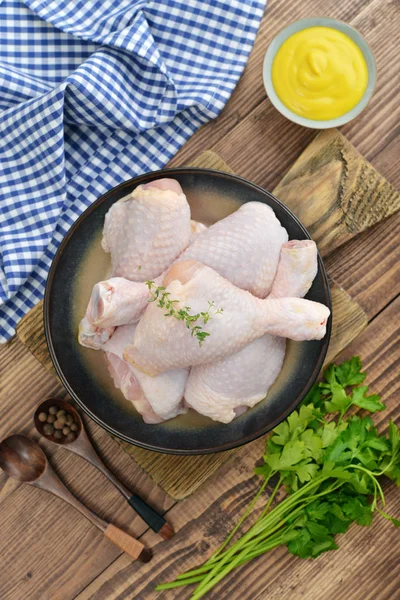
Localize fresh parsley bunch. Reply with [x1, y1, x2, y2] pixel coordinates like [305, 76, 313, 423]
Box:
[157, 357, 399, 599]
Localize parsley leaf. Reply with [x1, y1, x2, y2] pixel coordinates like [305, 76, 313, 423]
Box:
[334, 356, 366, 387]
[388, 420, 400, 456]
[351, 386, 385, 412]
[342, 497, 373, 526]
[160, 357, 400, 597]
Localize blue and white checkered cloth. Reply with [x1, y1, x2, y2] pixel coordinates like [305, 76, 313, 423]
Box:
[0, 0, 266, 342]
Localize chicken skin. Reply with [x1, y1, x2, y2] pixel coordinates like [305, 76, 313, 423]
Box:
[124, 260, 330, 376]
[178, 202, 288, 298]
[184, 240, 318, 423]
[102, 178, 191, 281]
[104, 324, 188, 422]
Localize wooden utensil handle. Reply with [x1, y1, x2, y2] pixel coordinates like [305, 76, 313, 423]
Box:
[33, 463, 107, 531]
[128, 494, 166, 533]
[69, 427, 169, 534]
[104, 524, 152, 562]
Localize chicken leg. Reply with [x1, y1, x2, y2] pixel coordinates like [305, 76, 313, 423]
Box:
[177, 201, 288, 298]
[184, 240, 318, 422]
[124, 259, 330, 376]
[104, 325, 188, 422]
[102, 178, 191, 281]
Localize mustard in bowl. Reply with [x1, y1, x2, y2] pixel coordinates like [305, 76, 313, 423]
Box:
[263, 18, 376, 129]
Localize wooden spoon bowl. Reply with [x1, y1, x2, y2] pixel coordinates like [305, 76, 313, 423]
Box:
[0, 434, 46, 482]
[34, 398, 82, 444]
[0, 434, 151, 562]
[34, 397, 174, 539]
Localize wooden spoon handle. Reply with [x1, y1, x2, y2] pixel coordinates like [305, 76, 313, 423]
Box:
[104, 524, 152, 562]
[69, 430, 171, 536]
[128, 494, 166, 533]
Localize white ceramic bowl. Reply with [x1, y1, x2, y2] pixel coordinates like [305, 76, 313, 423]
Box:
[263, 17, 377, 129]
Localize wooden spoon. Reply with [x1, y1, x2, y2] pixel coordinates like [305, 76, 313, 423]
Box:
[0, 434, 151, 562]
[34, 398, 174, 539]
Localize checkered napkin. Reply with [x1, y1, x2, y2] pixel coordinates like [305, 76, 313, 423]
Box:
[0, 0, 266, 342]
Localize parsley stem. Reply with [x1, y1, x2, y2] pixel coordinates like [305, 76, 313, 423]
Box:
[161, 534, 287, 593]
[175, 477, 273, 584]
[373, 454, 399, 478]
[259, 475, 283, 519]
[190, 537, 286, 600]
[194, 477, 342, 596]
[212, 476, 272, 561]
[155, 575, 205, 590]
[346, 465, 385, 507]
[249, 476, 332, 533]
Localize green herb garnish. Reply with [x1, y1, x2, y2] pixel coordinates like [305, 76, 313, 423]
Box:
[145, 281, 223, 346]
[156, 357, 400, 598]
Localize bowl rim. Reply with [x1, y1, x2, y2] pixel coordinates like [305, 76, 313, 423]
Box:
[263, 16, 377, 129]
[44, 167, 332, 454]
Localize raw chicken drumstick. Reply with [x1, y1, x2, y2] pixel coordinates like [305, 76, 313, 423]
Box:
[177, 202, 288, 298]
[78, 296, 115, 350]
[85, 277, 151, 328]
[104, 325, 188, 423]
[78, 277, 152, 349]
[124, 260, 330, 376]
[270, 239, 318, 299]
[102, 178, 191, 281]
[184, 240, 318, 423]
[79, 217, 208, 341]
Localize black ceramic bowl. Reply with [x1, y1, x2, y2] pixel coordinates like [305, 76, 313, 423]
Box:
[44, 168, 331, 455]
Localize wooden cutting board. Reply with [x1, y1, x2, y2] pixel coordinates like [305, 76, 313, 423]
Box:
[16, 129, 399, 500]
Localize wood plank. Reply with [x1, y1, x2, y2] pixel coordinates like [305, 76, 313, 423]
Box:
[189, 150, 233, 172]
[371, 131, 400, 185]
[340, 0, 400, 159]
[325, 209, 400, 319]
[272, 130, 399, 255]
[211, 0, 400, 194]
[75, 297, 400, 600]
[324, 282, 367, 365]
[168, 0, 377, 168]
[0, 338, 174, 600]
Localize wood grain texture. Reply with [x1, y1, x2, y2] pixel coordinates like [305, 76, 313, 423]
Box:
[16, 145, 375, 501]
[0, 340, 173, 600]
[324, 208, 400, 319]
[103, 524, 146, 561]
[169, 0, 387, 172]
[75, 298, 400, 600]
[1, 0, 399, 597]
[273, 129, 400, 255]
[16, 300, 50, 370]
[324, 282, 368, 365]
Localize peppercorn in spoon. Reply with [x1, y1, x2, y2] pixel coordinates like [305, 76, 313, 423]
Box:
[0, 434, 151, 562]
[34, 398, 174, 539]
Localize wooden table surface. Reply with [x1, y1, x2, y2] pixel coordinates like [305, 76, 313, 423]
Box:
[1, 1, 399, 599]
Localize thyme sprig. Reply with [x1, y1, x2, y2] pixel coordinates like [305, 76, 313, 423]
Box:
[145, 281, 223, 346]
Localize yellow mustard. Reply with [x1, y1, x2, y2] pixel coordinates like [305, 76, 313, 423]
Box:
[272, 27, 368, 120]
